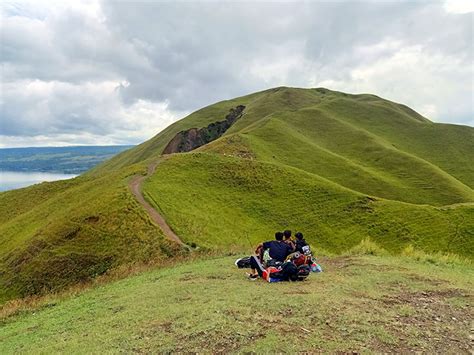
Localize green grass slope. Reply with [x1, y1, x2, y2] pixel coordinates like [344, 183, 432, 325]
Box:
[240, 109, 473, 205]
[0, 165, 183, 302]
[318, 97, 474, 188]
[1, 86, 473, 303]
[143, 153, 474, 257]
[96, 86, 474, 206]
[97, 87, 474, 201]
[1, 254, 472, 353]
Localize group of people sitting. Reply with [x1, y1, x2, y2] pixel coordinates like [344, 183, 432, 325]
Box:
[235, 230, 322, 282]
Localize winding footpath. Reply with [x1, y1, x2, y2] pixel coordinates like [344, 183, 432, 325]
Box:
[129, 161, 187, 247]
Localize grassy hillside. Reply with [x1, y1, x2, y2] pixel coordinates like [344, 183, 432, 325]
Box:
[318, 97, 474, 188]
[1, 86, 473, 302]
[0, 165, 184, 302]
[1, 253, 472, 353]
[242, 109, 473, 205]
[143, 153, 474, 256]
[97, 87, 474, 201]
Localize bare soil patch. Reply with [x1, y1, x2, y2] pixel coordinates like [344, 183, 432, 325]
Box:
[128, 161, 187, 247]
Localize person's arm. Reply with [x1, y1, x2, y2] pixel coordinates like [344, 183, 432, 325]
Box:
[296, 241, 303, 253]
[288, 240, 296, 252]
[287, 243, 295, 255]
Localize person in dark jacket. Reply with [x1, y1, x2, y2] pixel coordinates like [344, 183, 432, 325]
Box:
[249, 231, 294, 279]
[295, 232, 309, 254]
[283, 229, 296, 252]
[259, 231, 293, 262]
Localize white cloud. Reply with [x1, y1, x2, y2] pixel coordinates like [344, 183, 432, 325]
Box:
[444, 0, 474, 14]
[0, 0, 472, 148]
[246, 41, 313, 86]
[316, 40, 473, 125]
[0, 79, 186, 147]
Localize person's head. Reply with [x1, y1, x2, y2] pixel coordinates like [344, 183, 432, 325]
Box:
[275, 231, 284, 241]
[295, 232, 304, 240]
[283, 230, 292, 240]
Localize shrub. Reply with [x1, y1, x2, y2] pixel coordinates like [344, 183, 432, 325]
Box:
[347, 237, 388, 256]
[402, 244, 471, 266]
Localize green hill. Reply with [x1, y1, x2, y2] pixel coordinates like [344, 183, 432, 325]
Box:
[1, 87, 473, 302]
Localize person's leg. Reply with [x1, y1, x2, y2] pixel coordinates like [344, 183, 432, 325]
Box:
[271, 262, 298, 281]
[249, 255, 266, 277]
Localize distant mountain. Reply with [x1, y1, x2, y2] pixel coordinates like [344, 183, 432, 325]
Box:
[0, 87, 472, 302]
[0, 145, 134, 174]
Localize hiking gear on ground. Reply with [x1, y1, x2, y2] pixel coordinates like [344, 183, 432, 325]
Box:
[297, 265, 311, 281]
[302, 245, 311, 256]
[266, 259, 283, 268]
[235, 256, 252, 269]
[270, 261, 299, 281]
[311, 263, 323, 273]
[262, 261, 298, 282]
[263, 266, 288, 282]
[286, 252, 311, 267]
[244, 253, 317, 281]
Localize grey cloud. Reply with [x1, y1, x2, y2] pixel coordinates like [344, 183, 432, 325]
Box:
[1, 81, 117, 136]
[0, 0, 472, 147]
[100, 0, 473, 113]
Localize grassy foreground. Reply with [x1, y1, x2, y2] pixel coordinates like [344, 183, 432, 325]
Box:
[1, 253, 472, 353]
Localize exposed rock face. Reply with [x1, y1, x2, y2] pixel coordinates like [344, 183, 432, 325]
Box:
[162, 105, 245, 154]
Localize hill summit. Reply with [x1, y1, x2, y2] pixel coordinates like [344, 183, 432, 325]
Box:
[1, 87, 473, 302]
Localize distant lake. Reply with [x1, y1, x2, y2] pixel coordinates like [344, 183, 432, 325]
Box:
[0, 171, 78, 192]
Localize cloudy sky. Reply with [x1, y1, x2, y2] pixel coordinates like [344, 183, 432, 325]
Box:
[1, 0, 473, 147]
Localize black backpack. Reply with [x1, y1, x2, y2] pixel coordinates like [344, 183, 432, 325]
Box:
[271, 261, 299, 281]
[296, 264, 311, 281]
[235, 256, 252, 269]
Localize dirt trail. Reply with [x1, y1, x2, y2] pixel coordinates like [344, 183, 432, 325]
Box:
[129, 161, 187, 247]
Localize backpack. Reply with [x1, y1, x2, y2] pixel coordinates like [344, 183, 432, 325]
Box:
[296, 265, 311, 281]
[234, 256, 252, 269]
[275, 261, 299, 281]
[266, 259, 283, 268]
[301, 245, 312, 256]
[262, 262, 299, 282]
[263, 249, 273, 264]
[311, 263, 323, 273]
[287, 252, 311, 267]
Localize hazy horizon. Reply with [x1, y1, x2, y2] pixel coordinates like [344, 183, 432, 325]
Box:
[0, 144, 134, 149]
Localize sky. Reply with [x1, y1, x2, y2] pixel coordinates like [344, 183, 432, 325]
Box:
[0, 0, 473, 148]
